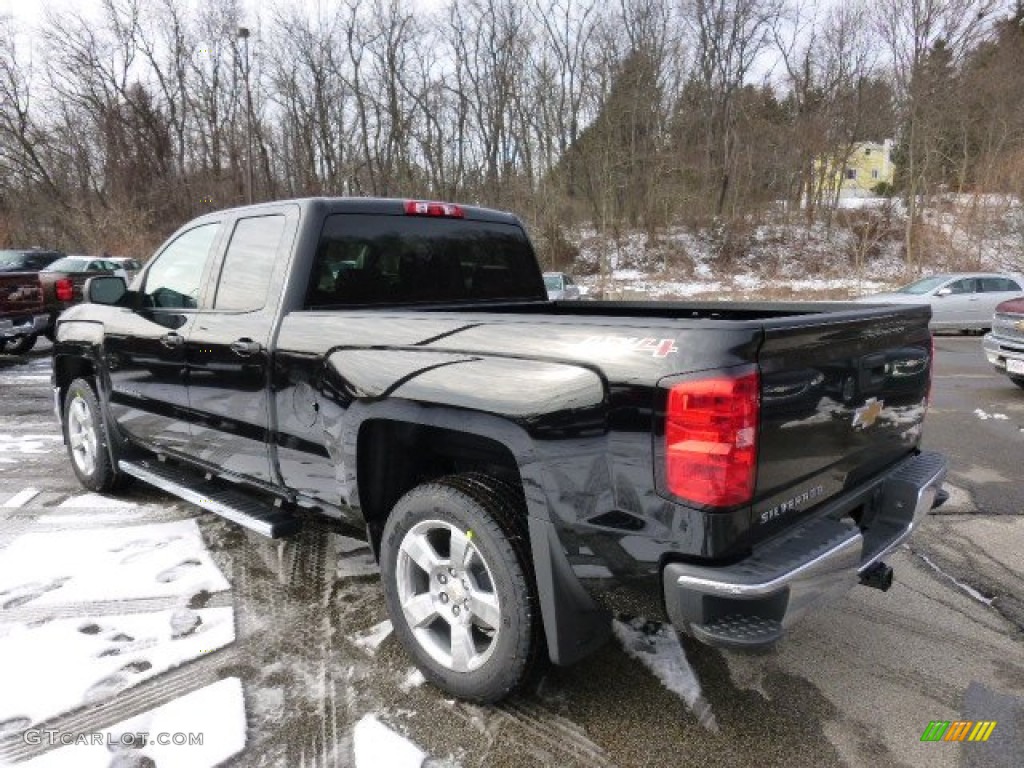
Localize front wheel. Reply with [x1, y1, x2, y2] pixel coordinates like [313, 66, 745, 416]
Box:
[2, 334, 37, 355]
[63, 378, 127, 493]
[380, 475, 539, 703]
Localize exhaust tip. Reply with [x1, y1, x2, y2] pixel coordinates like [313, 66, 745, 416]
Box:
[860, 561, 894, 592]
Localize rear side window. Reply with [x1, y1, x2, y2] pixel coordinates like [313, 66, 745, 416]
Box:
[143, 223, 219, 309]
[979, 277, 1020, 292]
[214, 215, 287, 311]
[306, 215, 543, 307]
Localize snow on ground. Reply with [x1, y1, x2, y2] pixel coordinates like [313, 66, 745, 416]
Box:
[2, 487, 40, 508]
[338, 550, 380, 579]
[0, 434, 63, 457]
[0, 607, 234, 729]
[353, 714, 426, 768]
[973, 408, 1009, 421]
[17, 677, 246, 768]
[913, 552, 995, 607]
[58, 493, 138, 509]
[564, 200, 1024, 301]
[0, 520, 230, 607]
[399, 668, 426, 693]
[612, 618, 717, 731]
[351, 619, 393, 655]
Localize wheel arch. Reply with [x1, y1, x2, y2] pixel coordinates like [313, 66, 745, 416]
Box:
[348, 402, 611, 667]
[355, 416, 526, 558]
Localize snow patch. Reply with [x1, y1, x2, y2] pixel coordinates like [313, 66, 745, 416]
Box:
[399, 668, 426, 693]
[914, 552, 995, 607]
[613, 618, 717, 730]
[0, 520, 230, 606]
[350, 619, 393, 655]
[973, 408, 1009, 421]
[353, 714, 426, 768]
[17, 677, 246, 768]
[337, 551, 380, 579]
[0, 433, 62, 456]
[2, 487, 40, 508]
[58, 493, 138, 509]
[0, 607, 235, 728]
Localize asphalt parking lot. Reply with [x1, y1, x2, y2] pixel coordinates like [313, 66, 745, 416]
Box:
[0, 336, 1021, 768]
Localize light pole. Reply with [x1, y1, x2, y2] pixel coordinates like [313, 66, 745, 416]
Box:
[237, 26, 253, 205]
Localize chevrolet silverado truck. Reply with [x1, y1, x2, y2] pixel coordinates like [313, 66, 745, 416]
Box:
[983, 295, 1024, 389]
[1, 271, 48, 355]
[38, 255, 124, 340]
[52, 198, 948, 703]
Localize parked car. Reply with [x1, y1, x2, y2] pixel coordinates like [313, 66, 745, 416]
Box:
[543, 271, 581, 300]
[982, 295, 1024, 390]
[54, 197, 946, 704]
[0, 272, 47, 354]
[38, 256, 124, 339]
[0, 248, 65, 273]
[855, 273, 1023, 332]
[106, 256, 144, 283]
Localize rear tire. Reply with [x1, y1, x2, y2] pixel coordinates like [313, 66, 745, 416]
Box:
[380, 474, 539, 703]
[3, 334, 37, 355]
[62, 378, 128, 493]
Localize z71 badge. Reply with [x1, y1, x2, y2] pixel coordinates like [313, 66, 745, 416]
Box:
[580, 335, 679, 358]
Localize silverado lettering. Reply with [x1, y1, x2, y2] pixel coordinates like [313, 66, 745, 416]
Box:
[760, 485, 826, 523]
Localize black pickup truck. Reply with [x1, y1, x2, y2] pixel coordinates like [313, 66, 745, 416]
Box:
[53, 198, 948, 703]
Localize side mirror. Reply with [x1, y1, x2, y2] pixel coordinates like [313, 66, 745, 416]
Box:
[85, 275, 127, 305]
[935, 287, 952, 297]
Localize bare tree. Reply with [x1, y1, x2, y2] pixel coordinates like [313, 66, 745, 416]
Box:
[877, 0, 1002, 265]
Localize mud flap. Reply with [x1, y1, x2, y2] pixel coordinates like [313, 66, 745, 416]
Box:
[528, 516, 611, 665]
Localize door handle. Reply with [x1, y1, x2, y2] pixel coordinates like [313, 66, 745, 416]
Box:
[230, 338, 262, 357]
[160, 332, 184, 348]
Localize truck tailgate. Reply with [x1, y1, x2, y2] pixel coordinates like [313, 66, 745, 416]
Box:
[0, 273, 44, 314]
[753, 305, 932, 528]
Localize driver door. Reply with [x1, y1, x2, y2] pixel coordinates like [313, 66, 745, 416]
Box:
[104, 222, 224, 454]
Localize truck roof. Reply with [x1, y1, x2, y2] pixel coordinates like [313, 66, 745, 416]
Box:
[196, 197, 522, 226]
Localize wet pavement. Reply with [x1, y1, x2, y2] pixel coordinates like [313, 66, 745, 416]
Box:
[0, 337, 1021, 767]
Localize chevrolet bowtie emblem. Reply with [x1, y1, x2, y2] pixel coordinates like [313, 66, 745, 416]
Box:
[852, 397, 884, 429]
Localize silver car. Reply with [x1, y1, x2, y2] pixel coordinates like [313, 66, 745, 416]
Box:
[856, 273, 1024, 331]
[543, 272, 581, 300]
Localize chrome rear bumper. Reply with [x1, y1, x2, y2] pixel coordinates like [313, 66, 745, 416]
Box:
[663, 451, 948, 649]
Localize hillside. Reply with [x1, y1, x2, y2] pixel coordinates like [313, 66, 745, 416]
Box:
[554, 196, 1024, 301]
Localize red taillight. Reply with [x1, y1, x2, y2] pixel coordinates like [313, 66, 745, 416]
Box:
[404, 200, 464, 218]
[665, 367, 760, 507]
[55, 278, 74, 302]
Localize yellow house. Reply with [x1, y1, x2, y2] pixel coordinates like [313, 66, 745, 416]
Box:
[813, 139, 895, 202]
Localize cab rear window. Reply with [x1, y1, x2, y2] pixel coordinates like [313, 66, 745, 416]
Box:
[306, 215, 544, 307]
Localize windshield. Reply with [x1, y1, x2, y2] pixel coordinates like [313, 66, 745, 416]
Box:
[43, 257, 88, 273]
[543, 275, 562, 290]
[0, 252, 27, 270]
[898, 276, 950, 295]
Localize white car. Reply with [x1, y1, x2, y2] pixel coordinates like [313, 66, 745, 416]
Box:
[856, 273, 1024, 332]
[543, 272, 581, 300]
